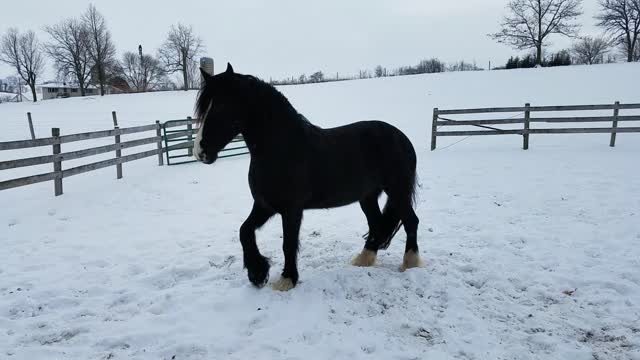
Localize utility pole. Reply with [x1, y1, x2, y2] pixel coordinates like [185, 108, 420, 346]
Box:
[138, 45, 144, 92]
[17, 78, 22, 102]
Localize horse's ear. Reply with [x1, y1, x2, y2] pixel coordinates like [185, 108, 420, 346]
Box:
[226, 62, 234, 74]
[200, 67, 212, 80]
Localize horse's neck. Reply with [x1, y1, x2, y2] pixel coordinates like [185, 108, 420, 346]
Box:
[242, 106, 309, 157]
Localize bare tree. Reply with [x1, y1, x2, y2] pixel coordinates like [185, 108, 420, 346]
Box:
[490, 0, 583, 65]
[119, 51, 165, 92]
[374, 65, 384, 77]
[632, 35, 640, 59]
[83, 4, 117, 95]
[186, 59, 201, 89]
[172, 59, 201, 89]
[0, 29, 45, 102]
[44, 18, 93, 96]
[448, 60, 484, 71]
[158, 24, 204, 91]
[309, 71, 324, 82]
[596, 0, 640, 62]
[571, 36, 612, 63]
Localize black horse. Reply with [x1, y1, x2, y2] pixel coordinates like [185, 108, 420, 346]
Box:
[194, 63, 422, 291]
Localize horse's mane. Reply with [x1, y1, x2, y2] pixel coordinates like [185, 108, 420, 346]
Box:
[195, 73, 314, 128]
[195, 79, 214, 126]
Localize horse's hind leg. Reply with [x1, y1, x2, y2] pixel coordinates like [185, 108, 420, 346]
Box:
[398, 205, 423, 272]
[240, 202, 275, 287]
[352, 191, 382, 267]
[384, 180, 423, 271]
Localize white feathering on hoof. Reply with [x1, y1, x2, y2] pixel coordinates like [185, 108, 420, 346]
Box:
[351, 249, 377, 267]
[399, 250, 424, 272]
[271, 277, 295, 291]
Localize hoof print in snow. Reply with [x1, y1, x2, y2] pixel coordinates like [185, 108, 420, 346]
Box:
[209, 256, 236, 269]
[578, 328, 632, 358]
[37, 328, 87, 345]
[361, 345, 375, 354]
[415, 328, 441, 345]
[416, 328, 433, 340]
[562, 288, 577, 296]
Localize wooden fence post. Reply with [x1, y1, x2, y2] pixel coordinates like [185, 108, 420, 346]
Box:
[112, 111, 122, 179]
[610, 101, 620, 147]
[187, 116, 193, 157]
[52, 128, 63, 196]
[156, 121, 164, 166]
[431, 108, 438, 151]
[523, 103, 531, 150]
[27, 112, 36, 140]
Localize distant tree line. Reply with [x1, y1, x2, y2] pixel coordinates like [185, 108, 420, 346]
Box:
[270, 58, 482, 86]
[500, 36, 619, 70]
[0, 4, 204, 102]
[491, 0, 640, 66]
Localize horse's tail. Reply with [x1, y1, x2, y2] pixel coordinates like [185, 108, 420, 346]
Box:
[376, 201, 403, 250]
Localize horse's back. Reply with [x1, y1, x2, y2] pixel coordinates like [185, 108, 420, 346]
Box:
[303, 121, 416, 209]
[320, 120, 416, 170]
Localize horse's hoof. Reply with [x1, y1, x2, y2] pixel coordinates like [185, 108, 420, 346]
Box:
[351, 249, 377, 267]
[247, 256, 270, 288]
[249, 271, 269, 288]
[271, 277, 295, 291]
[399, 250, 424, 272]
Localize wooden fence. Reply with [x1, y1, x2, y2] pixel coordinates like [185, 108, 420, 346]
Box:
[0, 113, 199, 196]
[431, 102, 640, 150]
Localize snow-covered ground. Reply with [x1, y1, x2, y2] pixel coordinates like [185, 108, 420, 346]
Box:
[1, 63, 640, 359]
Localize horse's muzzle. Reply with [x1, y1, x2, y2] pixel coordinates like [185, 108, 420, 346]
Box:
[197, 151, 217, 164]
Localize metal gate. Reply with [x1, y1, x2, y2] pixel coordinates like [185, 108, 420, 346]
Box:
[162, 119, 249, 165]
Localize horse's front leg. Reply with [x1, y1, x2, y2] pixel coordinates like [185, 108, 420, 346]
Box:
[240, 202, 275, 287]
[271, 209, 303, 291]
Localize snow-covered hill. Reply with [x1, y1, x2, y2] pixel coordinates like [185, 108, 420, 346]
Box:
[1, 63, 639, 359]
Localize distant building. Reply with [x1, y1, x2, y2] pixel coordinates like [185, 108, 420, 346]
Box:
[40, 83, 99, 100]
[108, 77, 132, 94]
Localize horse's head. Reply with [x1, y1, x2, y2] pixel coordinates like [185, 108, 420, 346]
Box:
[194, 63, 249, 164]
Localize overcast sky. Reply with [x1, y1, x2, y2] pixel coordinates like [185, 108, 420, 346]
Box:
[1, 0, 601, 81]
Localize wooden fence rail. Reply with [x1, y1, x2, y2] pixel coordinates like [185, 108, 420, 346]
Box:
[431, 101, 640, 150]
[0, 114, 206, 195]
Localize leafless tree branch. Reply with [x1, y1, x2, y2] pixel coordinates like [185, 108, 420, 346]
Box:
[44, 18, 94, 96]
[490, 0, 583, 65]
[571, 36, 613, 63]
[157, 24, 204, 90]
[118, 52, 165, 92]
[596, 0, 640, 61]
[0, 28, 45, 102]
[83, 4, 117, 95]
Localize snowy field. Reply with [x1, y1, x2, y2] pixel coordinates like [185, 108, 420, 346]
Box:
[1, 63, 640, 359]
